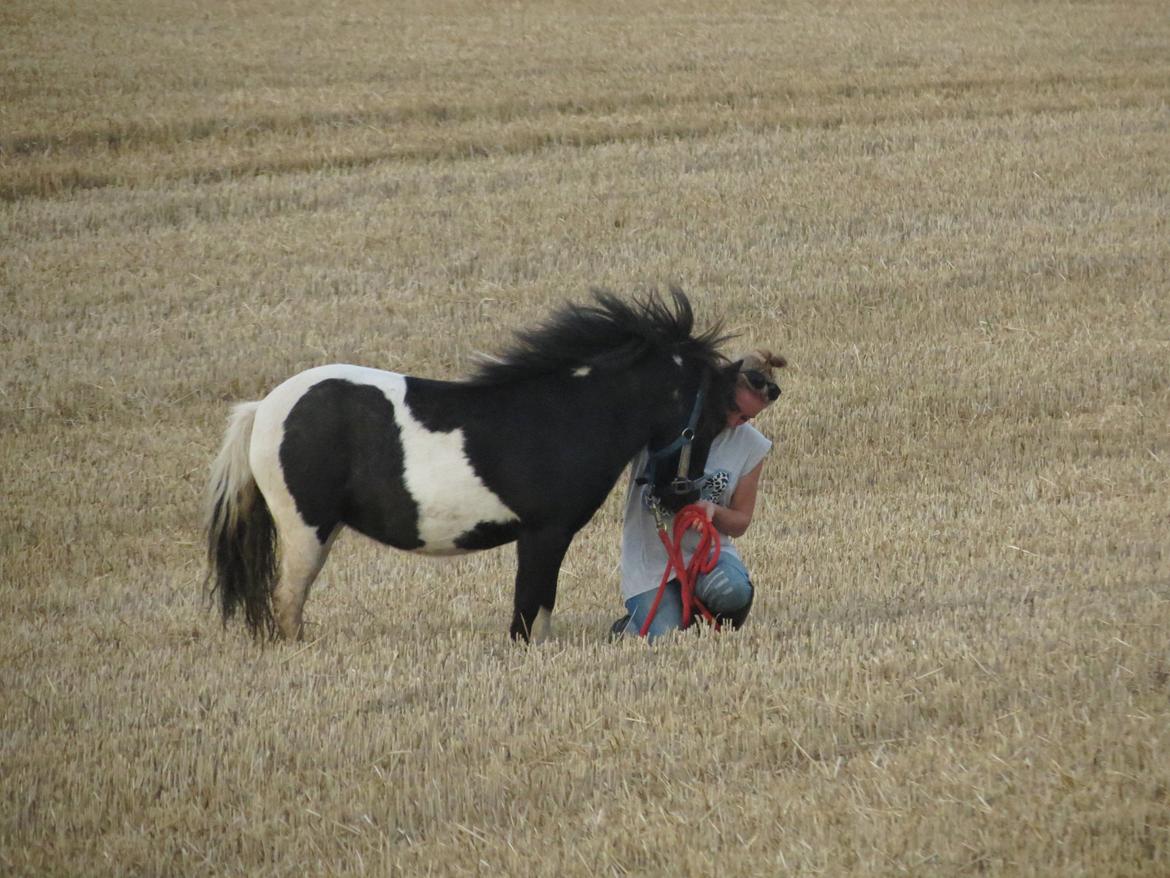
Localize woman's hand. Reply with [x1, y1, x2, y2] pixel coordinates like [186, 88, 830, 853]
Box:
[696, 461, 765, 538]
[690, 500, 717, 531]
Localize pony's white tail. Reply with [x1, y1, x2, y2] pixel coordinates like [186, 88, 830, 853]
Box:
[204, 401, 277, 637]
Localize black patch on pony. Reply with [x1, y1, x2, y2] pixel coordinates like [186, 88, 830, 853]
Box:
[454, 520, 522, 551]
[280, 379, 423, 549]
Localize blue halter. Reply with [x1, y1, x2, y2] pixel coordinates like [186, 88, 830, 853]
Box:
[637, 368, 710, 497]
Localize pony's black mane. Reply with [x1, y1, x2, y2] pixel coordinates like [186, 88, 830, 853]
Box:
[465, 287, 729, 386]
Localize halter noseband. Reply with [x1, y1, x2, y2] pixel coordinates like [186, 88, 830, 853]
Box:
[637, 367, 711, 497]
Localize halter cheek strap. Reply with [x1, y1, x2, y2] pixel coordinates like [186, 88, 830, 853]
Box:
[637, 368, 711, 496]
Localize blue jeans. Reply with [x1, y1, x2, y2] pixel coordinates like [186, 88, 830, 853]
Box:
[621, 553, 754, 641]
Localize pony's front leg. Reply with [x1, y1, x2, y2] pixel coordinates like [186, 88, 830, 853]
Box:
[510, 526, 572, 643]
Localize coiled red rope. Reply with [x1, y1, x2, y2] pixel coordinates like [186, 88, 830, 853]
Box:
[638, 503, 722, 638]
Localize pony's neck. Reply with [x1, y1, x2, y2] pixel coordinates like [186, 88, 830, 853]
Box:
[550, 359, 694, 490]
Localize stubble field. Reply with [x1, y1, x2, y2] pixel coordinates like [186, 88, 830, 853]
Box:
[3, 1, 1169, 874]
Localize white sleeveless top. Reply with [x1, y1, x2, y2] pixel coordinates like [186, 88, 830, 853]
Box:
[620, 424, 772, 600]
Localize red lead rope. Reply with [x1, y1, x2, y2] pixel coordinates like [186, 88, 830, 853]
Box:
[638, 503, 722, 638]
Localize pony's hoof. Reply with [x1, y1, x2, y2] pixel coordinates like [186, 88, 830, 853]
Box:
[608, 614, 631, 641]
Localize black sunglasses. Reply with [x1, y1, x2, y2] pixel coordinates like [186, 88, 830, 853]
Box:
[742, 369, 781, 401]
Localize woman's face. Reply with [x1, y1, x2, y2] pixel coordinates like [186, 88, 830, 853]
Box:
[727, 384, 769, 428]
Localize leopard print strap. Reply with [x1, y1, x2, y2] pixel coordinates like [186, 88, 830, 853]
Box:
[700, 469, 731, 505]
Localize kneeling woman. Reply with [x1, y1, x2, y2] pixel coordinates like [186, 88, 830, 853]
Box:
[612, 349, 786, 641]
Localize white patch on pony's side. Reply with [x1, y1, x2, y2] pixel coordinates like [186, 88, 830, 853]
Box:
[399, 420, 518, 555]
[572, 366, 592, 377]
[375, 370, 518, 556]
[672, 354, 684, 367]
[531, 607, 553, 643]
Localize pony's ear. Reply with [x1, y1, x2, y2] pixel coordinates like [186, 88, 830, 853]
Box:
[724, 359, 744, 377]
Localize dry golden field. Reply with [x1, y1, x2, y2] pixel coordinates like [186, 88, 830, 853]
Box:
[3, 0, 1169, 874]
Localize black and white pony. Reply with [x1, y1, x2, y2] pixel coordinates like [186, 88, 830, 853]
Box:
[205, 288, 737, 642]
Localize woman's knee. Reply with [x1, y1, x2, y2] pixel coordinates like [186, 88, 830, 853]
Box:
[717, 585, 753, 629]
[624, 582, 684, 641]
[697, 560, 753, 614]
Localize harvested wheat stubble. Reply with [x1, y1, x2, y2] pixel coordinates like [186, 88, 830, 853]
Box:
[2, 0, 1168, 875]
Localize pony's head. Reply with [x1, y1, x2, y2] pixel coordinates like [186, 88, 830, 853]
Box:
[641, 358, 743, 513]
[629, 289, 740, 513]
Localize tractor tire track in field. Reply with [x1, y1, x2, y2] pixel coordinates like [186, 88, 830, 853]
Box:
[6, 70, 1162, 158]
[2, 70, 1167, 202]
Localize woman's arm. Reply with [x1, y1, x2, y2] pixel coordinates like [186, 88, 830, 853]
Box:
[696, 460, 765, 538]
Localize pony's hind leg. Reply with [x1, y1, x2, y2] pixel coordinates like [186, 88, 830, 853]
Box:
[272, 522, 336, 641]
